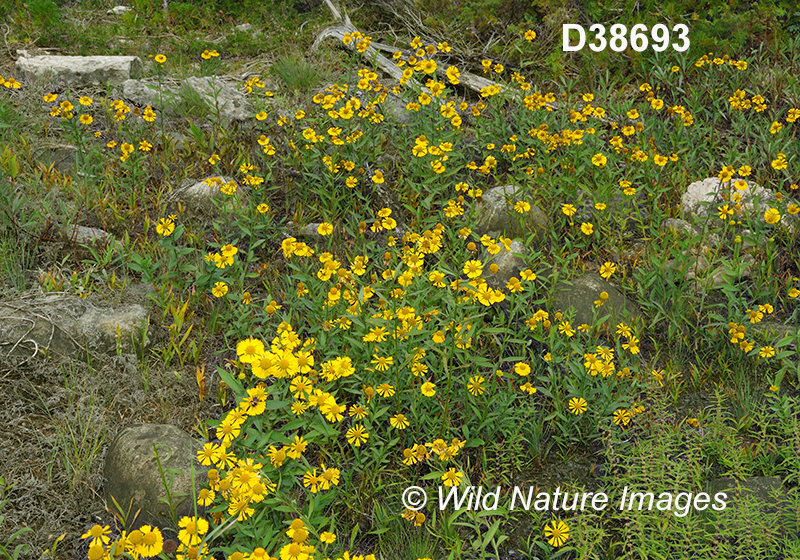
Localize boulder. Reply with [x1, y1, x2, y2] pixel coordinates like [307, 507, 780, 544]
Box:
[472, 185, 548, 240]
[108, 5, 133, 15]
[104, 424, 208, 529]
[182, 76, 254, 123]
[663, 218, 699, 238]
[0, 294, 149, 361]
[33, 144, 78, 174]
[16, 55, 142, 88]
[681, 177, 777, 224]
[704, 477, 791, 526]
[553, 271, 641, 327]
[115, 78, 179, 113]
[664, 247, 755, 292]
[484, 240, 527, 286]
[61, 225, 111, 247]
[379, 92, 413, 125]
[166, 176, 245, 220]
[299, 223, 325, 241]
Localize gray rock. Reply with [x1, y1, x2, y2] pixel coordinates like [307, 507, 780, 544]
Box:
[33, 144, 77, 173]
[115, 78, 179, 112]
[104, 424, 208, 529]
[0, 295, 149, 361]
[108, 5, 132, 15]
[553, 272, 641, 327]
[166, 176, 246, 220]
[681, 177, 775, 223]
[705, 477, 791, 523]
[235, 23, 253, 32]
[473, 185, 548, 240]
[299, 223, 325, 240]
[183, 76, 254, 123]
[663, 218, 699, 238]
[379, 92, 413, 125]
[61, 225, 111, 246]
[16, 55, 142, 88]
[484, 240, 527, 286]
[665, 247, 755, 292]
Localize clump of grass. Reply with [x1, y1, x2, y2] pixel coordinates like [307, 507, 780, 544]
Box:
[271, 54, 322, 92]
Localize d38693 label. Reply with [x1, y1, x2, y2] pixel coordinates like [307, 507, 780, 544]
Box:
[563, 24, 690, 53]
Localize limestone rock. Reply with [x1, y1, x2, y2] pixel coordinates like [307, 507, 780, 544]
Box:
[33, 144, 77, 174]
[681, 177, 775, 223]
[115, 78, 179, 112]
[553, 272, 641, 327]
[664, 247, 755, 292]
[166, 176, 245, 220]
[484, 240, 527, 286]
[705, 477, 791, 525]
[61, 225, 111, 247]
[108, 5, 132, 15]
[663, 218, 699, 238]
[16, 55, 142, 88]
[379, 92, 413, 125]
[472, 185, 548, 240]
[299, 223, 324, 241]
[104, 424, 208, 528]
[0, 295, 149, 361]
[182, 76, 253, 123]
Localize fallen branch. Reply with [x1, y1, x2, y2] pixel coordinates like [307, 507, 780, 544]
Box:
[312, 0, 513, 99]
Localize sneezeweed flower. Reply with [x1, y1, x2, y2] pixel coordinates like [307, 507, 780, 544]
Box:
[561, 203, 577, 217]
[599, 262, 616, 279]
[156, 217, 175, 236]
[441, 468, 463, 487]
[137, 525, 164, 557]
[257, 203, 270, 213]
[514, 363, 531, 377]
[421, 381, 436, 396]
[317, 222, 334, 236]
[154, 54, 167, 64]
[580, 222, 594, 235]
[759, 346, 776, 358]
[177, 516, 209, 547]
[467, 375, 485, 396]
[613, 409, 632, 427]
[320, 532, 336, 544]
[524, 29, 537, 41]
[346, 424, 369, 446]
[568, 397, 587, 414]
[376, 383, 395, 397]
[390, 413, 410, 429]
[771, 153, 788, 170]
[372, 170, 385, 184]
[208, 154, 220, 165]
[764, 208, 781, 224]
[82, 524, 112, 546]
[79, 114, 93, 125]
[591, 153, 607, 167]
[212, 281, 229, 298]
[514, 200, 531, 213]
[544, 519, 570, 547]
